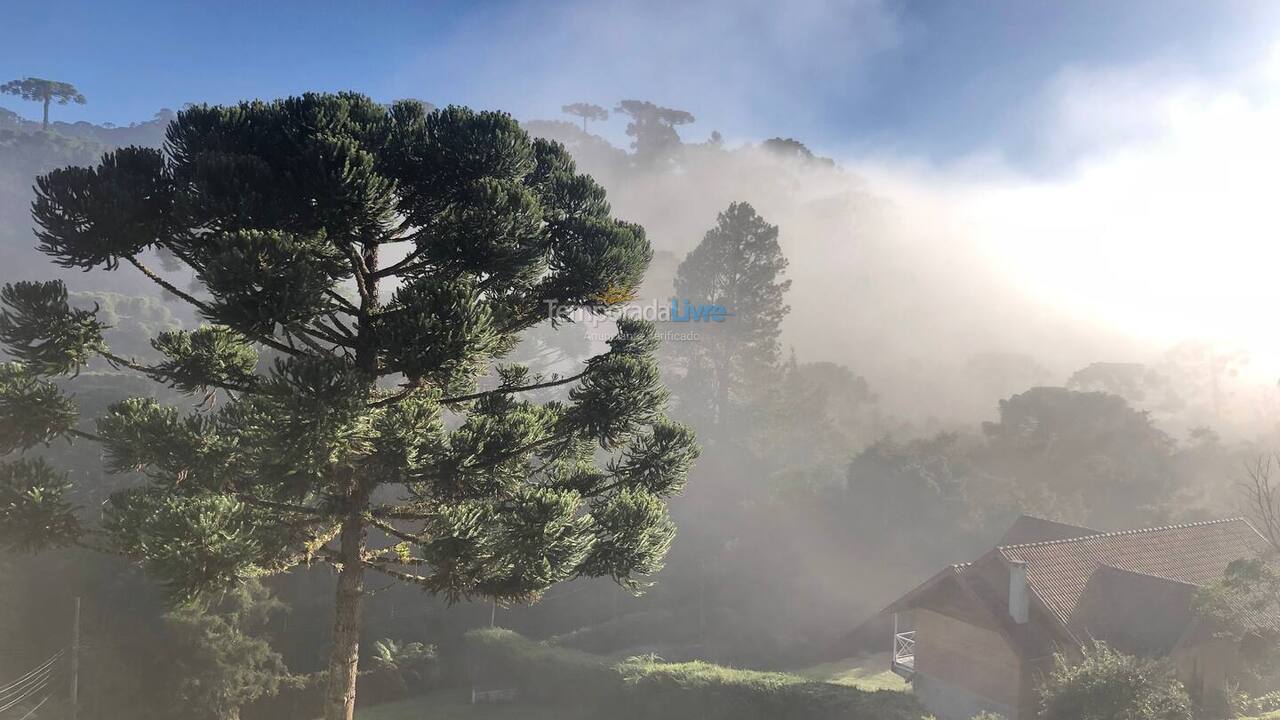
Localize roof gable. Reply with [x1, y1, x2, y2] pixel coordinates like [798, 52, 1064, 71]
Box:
[1071, 565, 1198, 654]
[998, 515, 1099, 547]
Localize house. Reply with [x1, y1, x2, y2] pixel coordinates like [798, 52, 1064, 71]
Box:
[881, 516, 1272, 720]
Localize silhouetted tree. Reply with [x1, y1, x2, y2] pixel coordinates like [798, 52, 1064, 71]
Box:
[614, 100, 694, 164]
[981, 387, 1178, 526]
[561, 102, 608, 133]
[1239, 456, 1280, 554]
[1, 77, 86, 129]
[1067, 361, 1175, 406]
[669, 202, 789, 427]
[0, 93, 697, 720]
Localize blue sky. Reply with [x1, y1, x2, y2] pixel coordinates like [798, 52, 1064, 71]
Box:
[3, 0, 1279, 169]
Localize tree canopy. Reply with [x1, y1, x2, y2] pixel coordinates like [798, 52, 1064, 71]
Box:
[1, 77, 86, 128]
[561, 102, 608, 133]
[614, 100, 695, 164]
[0, 92, 697, 720]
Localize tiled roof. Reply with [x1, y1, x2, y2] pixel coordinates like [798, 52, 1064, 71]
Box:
[999, 518, 1267, 630]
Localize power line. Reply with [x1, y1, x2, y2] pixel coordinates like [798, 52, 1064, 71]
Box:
[0, 670, 51, 707]
[13, 694, 51, 720]
[0, 650, 63, 699]
[0, 649, 65, 717]
[0, 674, 53, 715]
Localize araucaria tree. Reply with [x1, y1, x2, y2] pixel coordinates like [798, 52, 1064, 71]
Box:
[0, 93, 698, 720]
[670, 202, 790, 427]
[561, 102, 608, 133]
[0, 77, 86, 129]
[613, 100, 694, 165]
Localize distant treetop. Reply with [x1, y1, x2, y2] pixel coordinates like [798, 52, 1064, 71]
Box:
[613, 100, 695, 164]
[1, 77, 86, 129]
[561, 102, 608, 133]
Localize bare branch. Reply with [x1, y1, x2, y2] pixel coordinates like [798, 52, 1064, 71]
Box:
[234, 493, 330, 518]
[1240, 455, 1280, 555]
[126, 256, 212, 314]
[366, 515, 424, 544]
[361, 559, 435, 587]
[440, 370, 588, 405]
[372, 245, 430, 279]
[342, 243, 374, 307]
[323, 289, 360, 316]
[98, 348, 257, 395]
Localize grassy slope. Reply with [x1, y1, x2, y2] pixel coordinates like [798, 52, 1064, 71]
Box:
[358, 653, 909, 719]
[796, 652, 910, 692]
[356, 691, 597, 720]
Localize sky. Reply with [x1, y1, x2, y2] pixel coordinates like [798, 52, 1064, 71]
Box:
[7, 0, 1280, 389]
[4, 0, 1279, 169]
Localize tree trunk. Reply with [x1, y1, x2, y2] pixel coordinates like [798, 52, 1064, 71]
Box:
[323, 510, 367, 720]
[323, 238, 378, 720]
[42, 98, 49, 129]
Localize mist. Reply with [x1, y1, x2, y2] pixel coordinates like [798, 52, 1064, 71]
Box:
[4, 3, 1280, 720]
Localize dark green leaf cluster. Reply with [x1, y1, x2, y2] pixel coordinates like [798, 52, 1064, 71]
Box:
[150, 326, 259, 393]
[0, 280, 105, 374]
[0, 362, 77, 452]
[104, 488, 311, 601]
[33, 147, 171, 269]
[380, 277, 499, 388]
[0, 457, 80, 552]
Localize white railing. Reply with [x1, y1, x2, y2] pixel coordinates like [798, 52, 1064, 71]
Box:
[892, 630, 915, 671]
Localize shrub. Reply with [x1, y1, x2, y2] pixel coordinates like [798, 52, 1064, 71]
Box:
[367, 638, 440, 695]
[1039, 641, 1192, 720]
[1234, 689, 1280, 718]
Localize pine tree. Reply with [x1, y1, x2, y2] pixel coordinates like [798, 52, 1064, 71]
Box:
[669, 202, 790, 428]
[0, 93, 698, 720]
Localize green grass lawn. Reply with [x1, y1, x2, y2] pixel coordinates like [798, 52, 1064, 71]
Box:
[796, 652, 910, 692]
[356, 691, 598, 720]
[357, 649, 911, 720]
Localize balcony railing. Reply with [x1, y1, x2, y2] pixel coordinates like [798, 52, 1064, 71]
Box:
[891, 630, 915, 675]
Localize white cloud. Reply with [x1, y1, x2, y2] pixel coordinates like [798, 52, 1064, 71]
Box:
[809, 41, 1280, 430]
